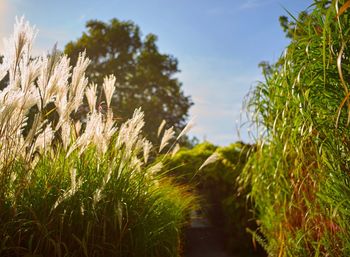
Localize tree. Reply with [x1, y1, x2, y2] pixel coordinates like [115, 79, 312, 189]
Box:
[279, 11, 310, 39]
[64, 19, 193, 144]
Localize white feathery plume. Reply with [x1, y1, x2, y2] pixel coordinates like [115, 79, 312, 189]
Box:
[159, 126, 175, 153]
[33, 124, 54, 152]
[103, 112, 117, 145]
[130, 156, 142, 173]
[71, 112, 102, 156]
[92, 113, 108, 154]
[37, 55, 49, 100]
[13, 17, 37, 59]
[93, 188, 102, 206]
[19, 56, 41, 92]
[70, 168, 77, 192]
[67, 111, 110, 156]
[0, 18, 40, 160]
[147, 162, 163, 176]
[85, 83, 97, 112]
[73, 77, 88, 112]
[0, 51, 9, 82]
[199, 152, 221, 171]
[70, 51, 90, 95]
[21, 86, 40, 113]
[4, 17, 38, 86]
[0, 91, 33, 146]
[103, 166, 113, 186]
[157, 120, 166, 137]
[75, 120, 82, 135]
[0, 17, 41, 165]
[69, 51, 90, 112]
[61, 122, 71, 150]
[37, 55, 57, 108]
[103, 75, 116, 109]
[0, 18, 72, 164]
[55, 81, 69, 131]
[171, 143, 181, 157]
[0, 17, 160, 171]
[176, 118, 195, 141]
[143, 139, 152, 164]
[134, 137, 145, 155]
[38, 55, 71, 108]
[0, 88, 37, 117]
[51, 55, 70, 100]
[116, 108, 144, 155]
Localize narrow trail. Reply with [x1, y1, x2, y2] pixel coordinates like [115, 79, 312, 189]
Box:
[183, 212, 235, 257]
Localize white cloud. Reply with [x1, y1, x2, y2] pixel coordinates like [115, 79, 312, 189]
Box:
[188, 99, 247, 145]
[178, 56, 261, 145]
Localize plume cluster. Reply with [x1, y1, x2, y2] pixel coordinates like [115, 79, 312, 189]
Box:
[0, 17, 158, 169]
[0, 17, 194, 205]
[0, 17, 196, 257]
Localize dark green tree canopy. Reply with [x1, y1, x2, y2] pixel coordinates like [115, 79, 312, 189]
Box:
[65, 18, 193, 143]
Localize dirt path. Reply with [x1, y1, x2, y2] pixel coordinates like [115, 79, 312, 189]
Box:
[183, 227, 234, 257]
[183, 212, 235, 257]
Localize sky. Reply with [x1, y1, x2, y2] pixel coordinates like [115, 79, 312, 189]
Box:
[0, 0, 312, 145]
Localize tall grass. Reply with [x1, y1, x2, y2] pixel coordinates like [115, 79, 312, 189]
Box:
[0, 18, 194, 257]
[241, 1, 350, 256]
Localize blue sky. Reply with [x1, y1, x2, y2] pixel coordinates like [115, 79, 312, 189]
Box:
[0, 0, 311, 145]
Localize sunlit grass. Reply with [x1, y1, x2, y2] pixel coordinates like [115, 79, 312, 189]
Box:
[0, 18, 195, 257]
[241, 1, 350, 256]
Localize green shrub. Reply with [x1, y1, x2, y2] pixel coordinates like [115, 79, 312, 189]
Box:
[1, 148, 194, 257]
[242, 1, 350, 255]
[0, 18, 194, 257]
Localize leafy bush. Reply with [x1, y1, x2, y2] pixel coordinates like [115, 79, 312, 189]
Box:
[167, 142, 264, 256]
[0, 18, 194, 257]
[242, 1, 350, 255]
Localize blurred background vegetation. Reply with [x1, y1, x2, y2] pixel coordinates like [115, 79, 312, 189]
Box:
[165, 142, 265, 256]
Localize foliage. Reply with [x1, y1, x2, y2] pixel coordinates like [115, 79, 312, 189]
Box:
[1, 148, 194, 257]
[166, 142, 265, 256]
[279, 11, 311, 39]
[0, 18, 195, 257]
[242, 1, 350, 255]
[64, 18, 193, 144]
